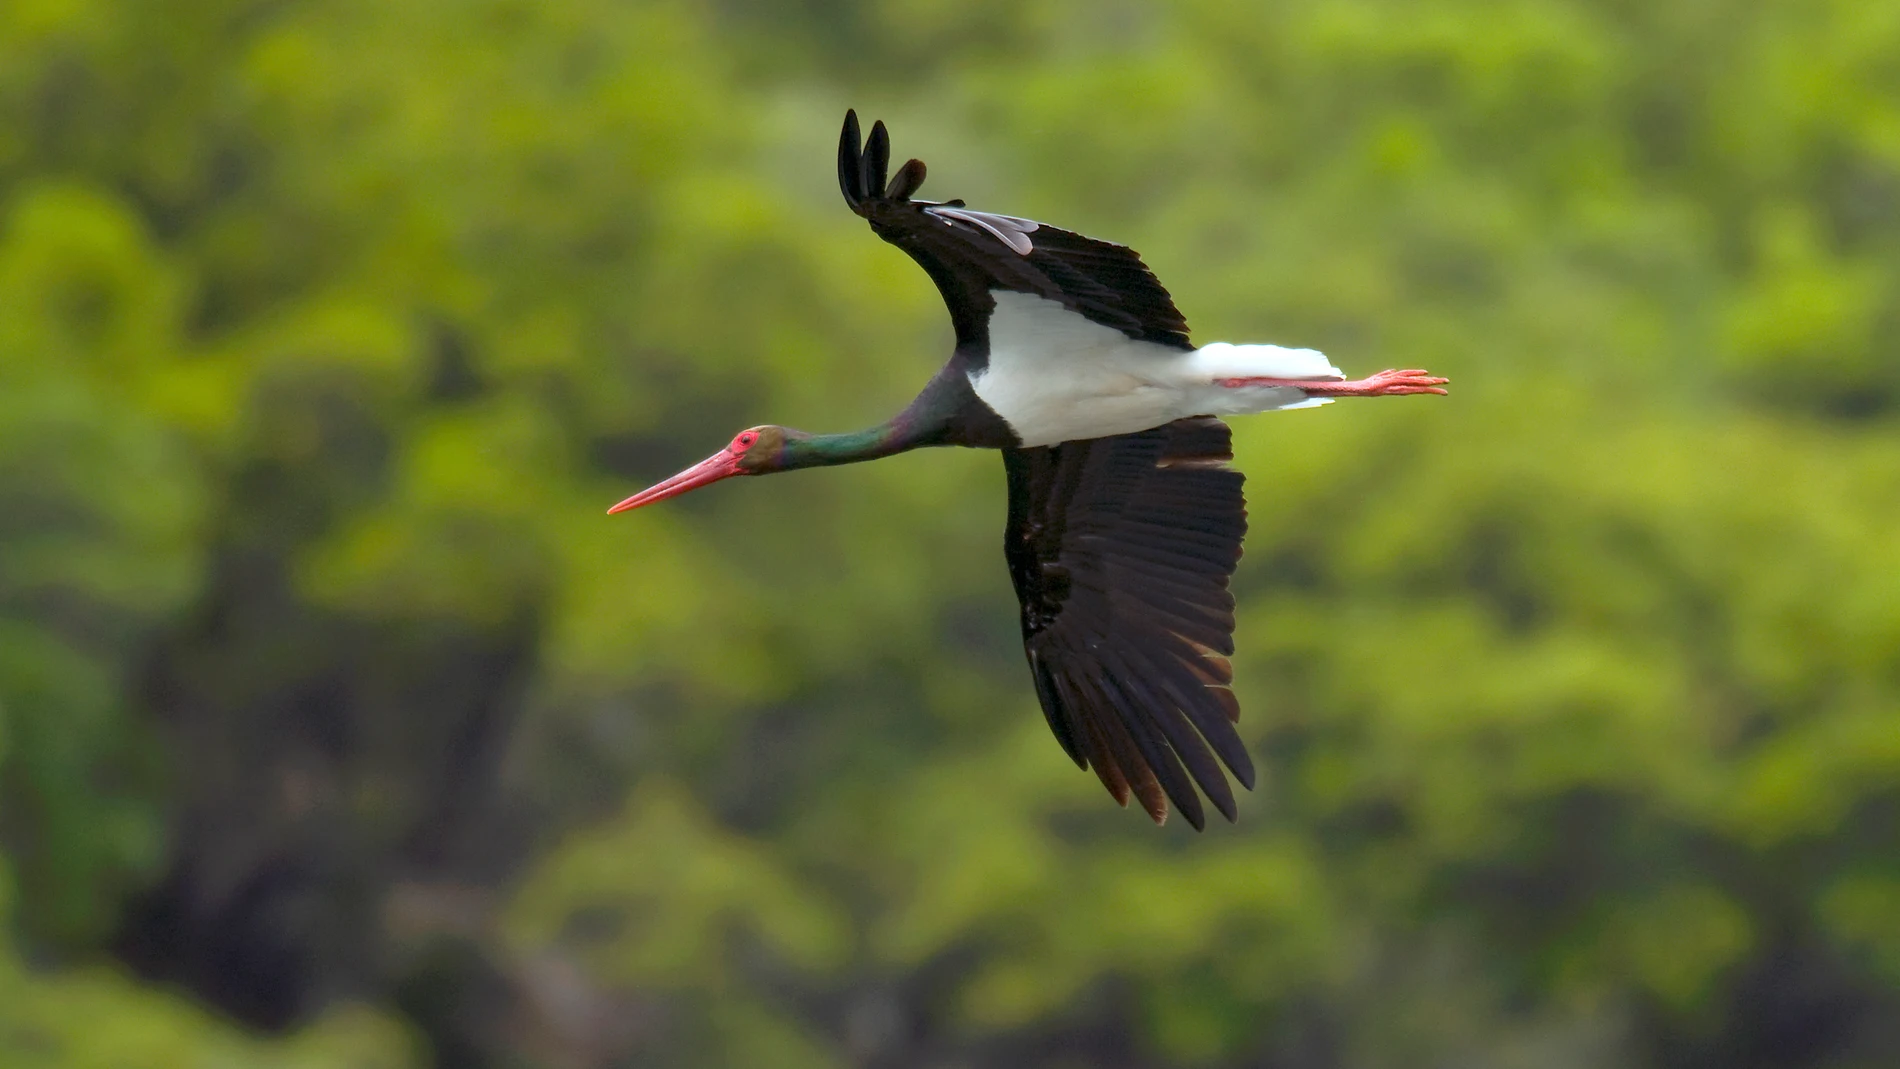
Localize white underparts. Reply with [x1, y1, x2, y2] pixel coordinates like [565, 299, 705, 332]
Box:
[968, 291, 1348, 447]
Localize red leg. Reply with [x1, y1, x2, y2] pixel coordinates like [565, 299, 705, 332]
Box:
[1215, 368, 1449, 397]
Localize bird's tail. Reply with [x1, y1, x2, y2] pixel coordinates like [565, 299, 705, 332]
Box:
[1188, 342, 1344, 381]
[1185, 342, 1346, 413]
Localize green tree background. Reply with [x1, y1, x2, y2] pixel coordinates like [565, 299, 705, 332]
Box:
[3, 0, 1899, 1065]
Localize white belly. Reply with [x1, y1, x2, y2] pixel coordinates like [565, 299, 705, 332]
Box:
[968, 291, 1344, 447]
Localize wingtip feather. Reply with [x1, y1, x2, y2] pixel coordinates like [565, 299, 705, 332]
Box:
[887, 158, 927, 201]
[864, 119, 890, 202]
[838, 109, 864, 209]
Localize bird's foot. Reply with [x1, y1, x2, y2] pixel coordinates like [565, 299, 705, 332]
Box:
[1216, 368, 1448, 397]
[1312, 368, 1449, 397]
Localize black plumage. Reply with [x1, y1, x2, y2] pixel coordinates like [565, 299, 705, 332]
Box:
[1002, 417, 1253, 828]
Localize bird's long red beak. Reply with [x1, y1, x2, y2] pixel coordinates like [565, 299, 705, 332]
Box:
[607, 448, 744, 514]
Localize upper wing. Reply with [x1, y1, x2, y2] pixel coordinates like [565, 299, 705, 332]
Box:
[838, 110, 1192, 351]
[1002, 416, 1256, 829]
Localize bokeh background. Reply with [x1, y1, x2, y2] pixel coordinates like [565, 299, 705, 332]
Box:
[4, 0, 1900, 1065]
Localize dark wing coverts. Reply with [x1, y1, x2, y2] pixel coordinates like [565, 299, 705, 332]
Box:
[1004, 417, 1256, 829]
[838, 110, 1192, 351]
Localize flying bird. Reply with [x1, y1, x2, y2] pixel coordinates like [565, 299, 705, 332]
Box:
[611, 111, 1447, 829]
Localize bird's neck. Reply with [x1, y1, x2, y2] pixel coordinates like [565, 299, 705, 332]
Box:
[780, 422, 922, 469]
[777, 362, 994, 470]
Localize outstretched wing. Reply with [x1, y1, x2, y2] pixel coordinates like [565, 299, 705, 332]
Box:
[1002, 416, 1256, 829]
[839, 110, 1192, 351]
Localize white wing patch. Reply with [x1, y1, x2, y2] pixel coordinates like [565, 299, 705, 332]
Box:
[925, 206, 1039, 255]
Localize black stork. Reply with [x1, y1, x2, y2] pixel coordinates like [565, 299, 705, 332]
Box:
[611, 111, 1447, 829]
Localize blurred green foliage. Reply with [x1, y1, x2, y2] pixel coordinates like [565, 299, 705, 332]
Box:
[3, 0, 1900, 1065]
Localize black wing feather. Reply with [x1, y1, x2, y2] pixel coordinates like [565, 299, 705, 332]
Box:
[863, 119, 890, 203]
[836, 111, 1192, 350]
[1003, 417, 1254, 830]
[839, 110, 865, 207]
[886, 157, 927, 202]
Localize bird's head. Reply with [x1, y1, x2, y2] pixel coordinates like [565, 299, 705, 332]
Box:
[606, 425, 792, 514]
